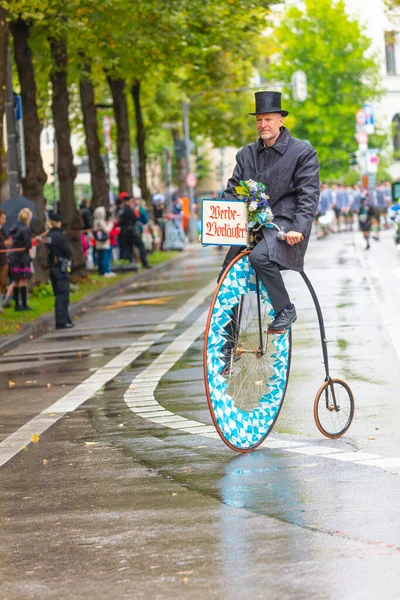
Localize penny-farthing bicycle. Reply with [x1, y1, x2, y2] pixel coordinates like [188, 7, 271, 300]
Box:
[203, 222, 355, 453]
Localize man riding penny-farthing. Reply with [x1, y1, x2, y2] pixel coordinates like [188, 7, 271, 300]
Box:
[203, 91, 355, 452]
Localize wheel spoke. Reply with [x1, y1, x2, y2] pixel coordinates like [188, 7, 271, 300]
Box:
[204, 253, 291, 451]
[315, 379, 354, 438]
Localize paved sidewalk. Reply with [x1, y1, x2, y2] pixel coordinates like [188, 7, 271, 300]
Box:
[0, 251, 187, 355]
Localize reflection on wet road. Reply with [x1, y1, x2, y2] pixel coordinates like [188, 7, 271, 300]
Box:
[1, 236, 400, 599]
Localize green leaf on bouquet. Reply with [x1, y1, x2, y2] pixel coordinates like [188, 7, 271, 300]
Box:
[235, 186, 249, 196]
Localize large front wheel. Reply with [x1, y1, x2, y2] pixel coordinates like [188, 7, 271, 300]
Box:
[203, 251, 292, 452]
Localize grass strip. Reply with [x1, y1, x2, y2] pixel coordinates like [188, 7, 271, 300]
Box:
[0, 250, 179, 336]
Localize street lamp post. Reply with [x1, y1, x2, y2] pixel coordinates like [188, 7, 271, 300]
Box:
[5, 48, 20, 198]
[182, 100, 197, 242]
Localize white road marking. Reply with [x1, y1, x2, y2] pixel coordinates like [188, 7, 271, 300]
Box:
[358, 457, 400, 469]
[354, 232, 400, 361]
[286, 445, 343, 456]
[259, 440, 306, 449]
[124, 302, 400, 474]
[321, 451, 380, 462]
[0, 281, 217, 468]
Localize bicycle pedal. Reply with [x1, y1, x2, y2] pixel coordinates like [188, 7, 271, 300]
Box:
[266, 328, 287, 335]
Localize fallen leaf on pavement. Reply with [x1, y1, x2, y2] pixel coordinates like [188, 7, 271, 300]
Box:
[172, 492, 177, 496]
[84, 442, 98, 446]
[8, 381, 16, 388]
[117, 423, 125, 428]
[42, 459, 48, 465]
[183, 577, 190, 584]
[369, 437, 376, 440]
[46, 383, 52, 388]
[77, 351, 83, 357]
[31, 434, 40, 444]
[176, 571, 193, 575]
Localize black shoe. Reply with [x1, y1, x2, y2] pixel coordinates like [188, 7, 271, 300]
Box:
[19, 305, 32, 311]
[56, 323, 75, 330]
[143, 264, 152, 269]
[3, 297, 13, 308]
[267, 306, 297, 333]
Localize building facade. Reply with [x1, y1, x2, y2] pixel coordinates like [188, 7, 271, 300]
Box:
[345, 0, 400, 178]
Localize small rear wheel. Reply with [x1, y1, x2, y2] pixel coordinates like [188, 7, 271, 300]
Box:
[314, 378, 354, 438]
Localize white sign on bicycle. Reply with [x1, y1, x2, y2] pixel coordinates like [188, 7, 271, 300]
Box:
[201, 199, 248, 246]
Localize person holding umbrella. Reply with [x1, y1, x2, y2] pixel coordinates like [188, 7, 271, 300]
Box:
[8, 208, 33, 311]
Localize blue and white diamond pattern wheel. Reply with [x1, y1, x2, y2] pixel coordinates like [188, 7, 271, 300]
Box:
[204, 251, 292, 452]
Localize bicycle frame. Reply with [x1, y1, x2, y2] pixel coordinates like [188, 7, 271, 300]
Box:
[244, 223, 339, 412]
[299, 272, 338, 412]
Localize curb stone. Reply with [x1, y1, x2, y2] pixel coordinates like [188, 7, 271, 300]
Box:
[0, 250, 189, 355]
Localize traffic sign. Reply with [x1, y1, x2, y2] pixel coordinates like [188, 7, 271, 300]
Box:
[356, 131, 368, 145]
[174, 139, 186, 159]
[356, 109, 367, 125]
[292, 70, 308, 102]
[366, 149, 379, 173]
[186, 173, 197, 188]
[363, 103, 375, 134]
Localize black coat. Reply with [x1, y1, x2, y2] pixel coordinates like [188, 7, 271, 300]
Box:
[8, 222, 32, 269]
[222, 127, 320, 271]
[44, 228, 72, 266]
[118, 205, 138, 246]
[0, 226, 8, 267]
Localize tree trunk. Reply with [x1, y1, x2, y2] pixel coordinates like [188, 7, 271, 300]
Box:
[80, 61, 109, 210]
[131, 80, 150, 205]
[0, 7, 9, 188]
[172, 128, 186, 196]
[107, 76, 133, 196]
[11, 18, 49, 283]
[50, 35, 85, 276]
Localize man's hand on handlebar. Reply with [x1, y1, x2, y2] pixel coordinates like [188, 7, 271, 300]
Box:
[285, 231, 304, 246]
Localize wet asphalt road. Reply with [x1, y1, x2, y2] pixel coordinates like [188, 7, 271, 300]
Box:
[1, 232, 400, 599]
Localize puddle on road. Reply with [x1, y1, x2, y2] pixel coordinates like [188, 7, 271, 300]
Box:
[102, 296, 176, 310]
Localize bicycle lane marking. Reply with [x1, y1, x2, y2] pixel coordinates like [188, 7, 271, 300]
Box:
[125, 310, 400, 473]
[0, 280, 217, 468]
[353, 232, 400, 360]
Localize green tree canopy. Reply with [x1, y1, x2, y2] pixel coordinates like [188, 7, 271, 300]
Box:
[264, 0, 382, 179]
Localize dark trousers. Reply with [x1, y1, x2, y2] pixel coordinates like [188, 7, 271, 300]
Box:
[50, 267, 72, 328]
[220, 240, 290, 315]
[120, 235, 149, 266]
[133, 233, 149, 267]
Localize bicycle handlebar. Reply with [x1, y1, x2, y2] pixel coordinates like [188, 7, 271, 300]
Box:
[251, 221, 287, 241]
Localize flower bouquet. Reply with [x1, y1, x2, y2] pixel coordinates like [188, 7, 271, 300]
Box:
[235, 179, 274, 228]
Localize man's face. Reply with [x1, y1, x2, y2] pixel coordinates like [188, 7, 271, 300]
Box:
[256, 113, 284, 145]
[0, 213, 6, 226]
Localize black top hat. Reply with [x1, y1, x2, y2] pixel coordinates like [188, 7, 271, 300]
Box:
[48, 211, 62, 222]
[249, 91, 289, 117]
